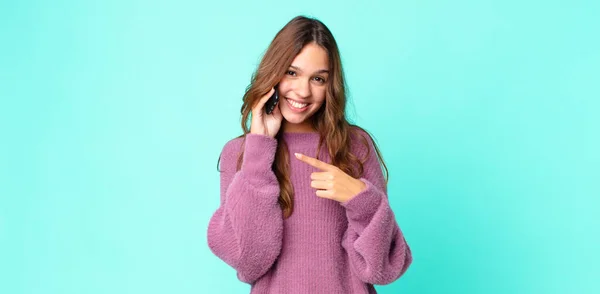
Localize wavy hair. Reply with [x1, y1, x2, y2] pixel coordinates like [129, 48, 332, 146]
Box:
[218, 16, 388, 218]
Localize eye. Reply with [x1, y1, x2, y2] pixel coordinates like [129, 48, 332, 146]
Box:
[313, 76, 326, 84]
[286, 70, 296, 76]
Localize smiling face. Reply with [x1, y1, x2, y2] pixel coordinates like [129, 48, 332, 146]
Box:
[278, 42, 329, 133]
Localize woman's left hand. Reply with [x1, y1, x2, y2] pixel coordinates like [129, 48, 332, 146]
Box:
[294, 152, 367, 203]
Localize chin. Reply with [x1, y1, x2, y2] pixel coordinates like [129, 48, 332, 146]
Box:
[282, 113, 308, 124]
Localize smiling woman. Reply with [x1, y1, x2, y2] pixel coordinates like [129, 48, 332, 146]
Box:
[278, 44, 329, 129]
[207, 15, 412, 293]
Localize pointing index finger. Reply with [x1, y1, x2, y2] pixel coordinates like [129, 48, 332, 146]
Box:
[294, 153, 335, 171]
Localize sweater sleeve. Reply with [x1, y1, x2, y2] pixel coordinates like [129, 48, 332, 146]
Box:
[340, 132, 413, 285]
[207, 134, 283, 284]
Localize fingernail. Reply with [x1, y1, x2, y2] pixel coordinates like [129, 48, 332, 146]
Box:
[294, 153, 301, 158]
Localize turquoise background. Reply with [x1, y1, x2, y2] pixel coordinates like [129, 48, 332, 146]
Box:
[1, 0, 599, 293]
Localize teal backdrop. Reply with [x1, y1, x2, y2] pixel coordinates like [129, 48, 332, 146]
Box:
[1, 0, 599, 293]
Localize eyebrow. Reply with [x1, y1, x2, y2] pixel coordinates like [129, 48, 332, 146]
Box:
[290, 65, 329, 75]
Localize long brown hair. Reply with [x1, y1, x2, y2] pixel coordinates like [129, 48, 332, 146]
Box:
[218, 16, 389, 218]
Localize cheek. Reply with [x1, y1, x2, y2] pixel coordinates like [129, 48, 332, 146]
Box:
[277, 80, 292, 93]
[313, 88, 327, 105]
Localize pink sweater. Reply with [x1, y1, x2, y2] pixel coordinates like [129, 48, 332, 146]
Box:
[207, 130, 412, 293]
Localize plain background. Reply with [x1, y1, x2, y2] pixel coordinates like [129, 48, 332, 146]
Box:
[1, 0, 599, 293]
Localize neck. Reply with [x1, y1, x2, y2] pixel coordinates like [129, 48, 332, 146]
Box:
[282, 120, 316, 133]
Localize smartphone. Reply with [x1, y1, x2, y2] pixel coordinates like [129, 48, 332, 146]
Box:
[265, 85, 279, 115]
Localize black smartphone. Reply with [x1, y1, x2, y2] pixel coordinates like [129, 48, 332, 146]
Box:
[265, 85, 279, 115]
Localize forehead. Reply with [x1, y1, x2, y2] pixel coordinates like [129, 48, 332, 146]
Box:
[291, 43, 329, 72]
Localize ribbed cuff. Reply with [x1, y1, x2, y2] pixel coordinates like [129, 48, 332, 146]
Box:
[341, 178, 383, 222]
[240, 133, 278, 175]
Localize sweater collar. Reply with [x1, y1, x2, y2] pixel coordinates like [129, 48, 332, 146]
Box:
[281, 131, 321, 147]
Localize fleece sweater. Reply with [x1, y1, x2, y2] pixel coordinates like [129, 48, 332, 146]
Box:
[207, 130, 412, 293]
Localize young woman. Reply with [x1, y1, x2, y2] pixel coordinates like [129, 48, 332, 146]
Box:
[207, 16, 412, 293]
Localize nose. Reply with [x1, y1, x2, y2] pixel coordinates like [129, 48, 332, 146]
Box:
[292, 78, 311, 99]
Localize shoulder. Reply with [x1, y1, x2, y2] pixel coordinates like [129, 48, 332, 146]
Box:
[222, 135, 245, 155]
[348, 125, 377, 159]
[349, 125, 375, 143]
[218, 135, 245, 171]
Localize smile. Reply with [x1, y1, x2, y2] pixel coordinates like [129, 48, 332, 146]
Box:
[286, 98, 310, 112]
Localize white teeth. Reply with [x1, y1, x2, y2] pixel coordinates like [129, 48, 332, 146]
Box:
[287, 98, 308, 109]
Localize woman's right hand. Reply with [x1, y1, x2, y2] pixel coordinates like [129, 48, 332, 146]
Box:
[250, 87, 283, 138]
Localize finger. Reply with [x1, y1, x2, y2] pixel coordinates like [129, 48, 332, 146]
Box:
[316, 189, 334, 199]
[311, 180, 332, 190]
[272, 100, 282, 119]
[252, 87, 276, 111]
[311, 172, 334, 181]
[294, 153, 336, 171]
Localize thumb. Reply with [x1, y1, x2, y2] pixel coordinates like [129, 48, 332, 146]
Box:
[272, 103, 283, 120]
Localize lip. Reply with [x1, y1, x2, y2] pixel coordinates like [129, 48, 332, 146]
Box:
[285, 97, 310, 113]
